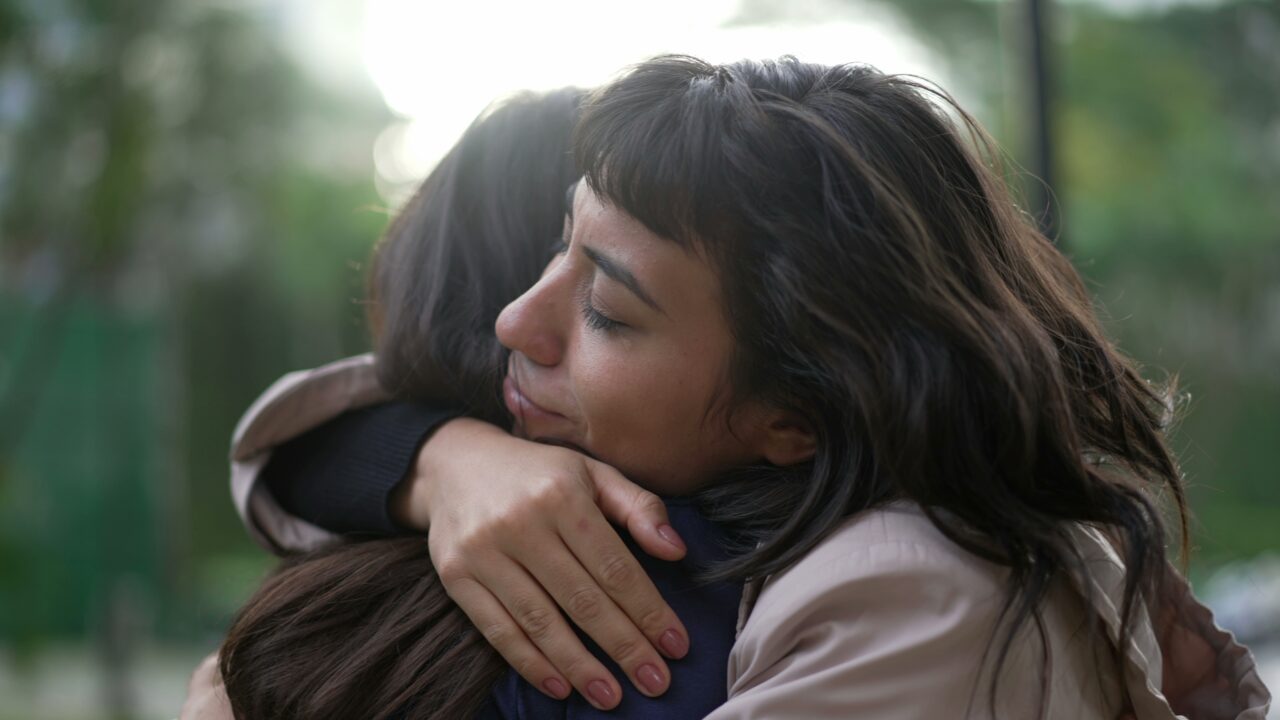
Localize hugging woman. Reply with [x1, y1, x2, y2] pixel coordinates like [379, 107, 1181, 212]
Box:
[191, 57, 1269, 719]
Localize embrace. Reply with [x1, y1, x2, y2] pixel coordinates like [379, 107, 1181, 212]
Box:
[183, 56, 1269, 719]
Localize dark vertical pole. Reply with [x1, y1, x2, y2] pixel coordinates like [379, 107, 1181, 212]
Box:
[1026, 0, 1060, 244]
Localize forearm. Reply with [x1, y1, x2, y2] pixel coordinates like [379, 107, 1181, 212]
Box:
[261, 401, 457, 535]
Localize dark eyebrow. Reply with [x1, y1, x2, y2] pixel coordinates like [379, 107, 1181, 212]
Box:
[581, 244, 666, 316]
[567, 179, 666, 316]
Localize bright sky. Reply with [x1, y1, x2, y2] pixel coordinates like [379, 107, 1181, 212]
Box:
[358, 0, 943, 194]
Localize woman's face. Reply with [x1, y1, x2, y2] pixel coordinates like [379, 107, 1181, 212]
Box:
[496, 182, 775, 495]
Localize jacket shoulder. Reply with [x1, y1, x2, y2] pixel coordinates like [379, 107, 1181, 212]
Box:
[716, 504, 1041, 719]
[750, 503, 1008, 618]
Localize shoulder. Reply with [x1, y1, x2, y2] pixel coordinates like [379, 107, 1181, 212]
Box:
[731, 502, 1013, 673]
[231, 353, 387, 461]
[714, 504, 1026, 718]
[230, 354, 387, 554]
[716, 506, 1155, 719]
[746, 502, 1007, 625]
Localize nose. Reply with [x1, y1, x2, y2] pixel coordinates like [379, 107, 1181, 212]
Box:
[495, 263, 569, 367]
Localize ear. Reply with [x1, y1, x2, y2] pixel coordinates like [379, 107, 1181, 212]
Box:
[756, 411, 817, 467]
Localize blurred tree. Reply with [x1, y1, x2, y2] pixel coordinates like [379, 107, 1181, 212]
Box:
[861, 0, 1280, 569]
[1056, 3, 1280, 568]
[0, 0, 391, 670]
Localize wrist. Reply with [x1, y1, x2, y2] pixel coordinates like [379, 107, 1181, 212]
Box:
[389, 465, 431, 532]
[390, 416, 504, 531]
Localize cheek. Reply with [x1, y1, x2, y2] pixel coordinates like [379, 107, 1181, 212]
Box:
[583, 340, 703, 411]
[572, 334, 735, 487]
[575, 340, 682, 432]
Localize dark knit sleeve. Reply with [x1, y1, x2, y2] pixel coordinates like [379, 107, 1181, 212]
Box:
[261, 401, 457, 536]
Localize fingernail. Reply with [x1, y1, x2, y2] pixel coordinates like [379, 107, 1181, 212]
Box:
[657, 524, 686, 552]
[660, 629, 689, 659]
[587, 679, 617, 709]
[636, 664, 666, 695]
[541, 677, 569, 699]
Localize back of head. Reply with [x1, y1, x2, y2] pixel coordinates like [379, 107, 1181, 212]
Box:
[220, 538, 504, 719]
[575, 55, 1187, 704]
[221, 89, 584, 719]
[371, 87, 584, 421]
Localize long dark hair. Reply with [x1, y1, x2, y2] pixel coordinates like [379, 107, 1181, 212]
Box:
[219, 88, 583, 719]
[219, 538, 504, 719]
[573, 55, 1188, 709]
[369, 88, 586, 424]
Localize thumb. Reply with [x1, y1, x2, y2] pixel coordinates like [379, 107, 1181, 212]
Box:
[585, 459, 687, 561]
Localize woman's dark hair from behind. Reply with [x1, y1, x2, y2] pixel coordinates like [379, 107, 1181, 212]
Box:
[218, 538, 503, 719]
[572, 56, 1189, 713]
[370, 88, 586, 425]
[218, 88, 584, 720]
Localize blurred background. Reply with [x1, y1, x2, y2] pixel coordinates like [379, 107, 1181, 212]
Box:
[0, 0, 1276, 717]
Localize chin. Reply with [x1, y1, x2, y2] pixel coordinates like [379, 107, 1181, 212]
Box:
[532, 435, 594, 458]
[613, 461, 707, 498]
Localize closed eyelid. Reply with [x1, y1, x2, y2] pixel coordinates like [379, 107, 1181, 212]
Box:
[580, 245, 665, 316]
[561, 180, 664, 317]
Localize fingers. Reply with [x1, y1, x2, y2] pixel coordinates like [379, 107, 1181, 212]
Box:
[463, 561, 626, 710]
[587, 459, 686, 561]
[554, 499, 691, 664]
[446, 574, 581, 705]
[180, 652, 232, 720]
[518, 535, 682, 698]
[187, 652, 221, 695]
[422, 441, 688, 708]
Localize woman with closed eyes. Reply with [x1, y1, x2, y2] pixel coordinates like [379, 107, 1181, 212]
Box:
[191, 56, 1268, 719]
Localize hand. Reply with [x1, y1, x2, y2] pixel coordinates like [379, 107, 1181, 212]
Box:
[391, 417, 691, 711]
[179, 652, 232, 720]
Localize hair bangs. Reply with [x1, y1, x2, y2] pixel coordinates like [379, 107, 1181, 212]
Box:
[572, 56, 755, 250]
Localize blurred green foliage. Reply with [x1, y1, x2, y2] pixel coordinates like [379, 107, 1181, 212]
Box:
[0, 0, 390, 657]
[0, 0, 1276, 667]
[1060, 3, 1280, 568]
[879, 0, 1280, 571]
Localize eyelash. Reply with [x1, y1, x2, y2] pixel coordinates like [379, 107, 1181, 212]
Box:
[552, 236, 625, 333]
[580, 295, 624, 333]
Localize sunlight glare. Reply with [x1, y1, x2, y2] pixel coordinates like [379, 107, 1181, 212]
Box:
[362, 0, 940, 198]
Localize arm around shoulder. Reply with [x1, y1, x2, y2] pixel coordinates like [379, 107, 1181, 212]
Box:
[231, 354, 396, 553]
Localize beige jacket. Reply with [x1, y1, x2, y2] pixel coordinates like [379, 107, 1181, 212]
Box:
[221, 354, 1269, 719]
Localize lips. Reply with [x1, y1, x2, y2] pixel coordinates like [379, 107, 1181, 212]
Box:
[503, 374, 566, 424]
